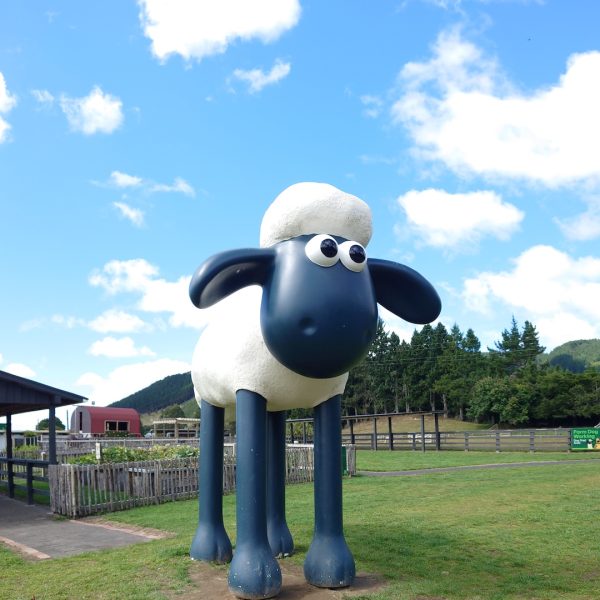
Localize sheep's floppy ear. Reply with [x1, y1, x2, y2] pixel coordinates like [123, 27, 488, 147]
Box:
[190, 248, 276, 308]
[368, 258, 441, 325]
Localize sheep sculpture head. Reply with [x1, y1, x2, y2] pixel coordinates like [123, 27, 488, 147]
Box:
[189, 182, 441, 599]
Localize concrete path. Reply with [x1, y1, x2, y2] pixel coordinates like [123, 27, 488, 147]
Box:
[0, 495, 163, 560]
[359, 457, 600, 477]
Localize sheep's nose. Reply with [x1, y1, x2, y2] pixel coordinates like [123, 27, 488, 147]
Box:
[299, 317, 317, 336]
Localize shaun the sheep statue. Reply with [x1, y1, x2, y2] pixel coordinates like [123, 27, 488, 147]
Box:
[189, 182, 441, 599]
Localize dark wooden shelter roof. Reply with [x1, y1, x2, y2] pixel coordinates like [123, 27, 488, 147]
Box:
[0, 370, 87, 417]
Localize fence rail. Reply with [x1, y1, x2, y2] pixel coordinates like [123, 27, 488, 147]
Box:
[49, 444, 356, 518]
[341, 428, 571, 452]
[0, 458, 50, 504]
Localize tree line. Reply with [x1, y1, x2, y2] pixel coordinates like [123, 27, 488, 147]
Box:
[325, 317, 599, 427]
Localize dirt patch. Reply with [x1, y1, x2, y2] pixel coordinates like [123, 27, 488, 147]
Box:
[171, 560, 386, 600]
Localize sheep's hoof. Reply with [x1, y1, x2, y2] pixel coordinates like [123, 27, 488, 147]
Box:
[228, 543, 282, 599]
[190, 521, 232, 563]
[267, 519, 294, 558]
[304, 534, 355, 588]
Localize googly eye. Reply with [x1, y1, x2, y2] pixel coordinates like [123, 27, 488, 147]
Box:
[339, 241, 367, 272]
[305, 234, 339, 267]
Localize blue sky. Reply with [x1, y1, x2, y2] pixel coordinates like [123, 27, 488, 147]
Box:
[1, 0, 599, 430]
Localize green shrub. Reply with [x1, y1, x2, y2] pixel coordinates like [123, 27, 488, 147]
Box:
[66, 444, 199, 465]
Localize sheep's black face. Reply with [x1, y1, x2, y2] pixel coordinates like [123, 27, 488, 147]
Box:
[260, 235, 378, 379]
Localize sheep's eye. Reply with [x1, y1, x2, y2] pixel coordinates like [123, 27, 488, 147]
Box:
[305, 234, 339, 267]
[339, 241, 367, 272]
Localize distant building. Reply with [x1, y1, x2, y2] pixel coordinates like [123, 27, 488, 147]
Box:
[70, 406, 141, 437]
[152, 417, 200, 439]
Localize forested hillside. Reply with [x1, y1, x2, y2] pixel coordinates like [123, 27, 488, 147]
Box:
[333, 317, 599, 428]
[112, 320, 600, 428]
[544, 339, 600, 372]
[110, 372, 194, 414]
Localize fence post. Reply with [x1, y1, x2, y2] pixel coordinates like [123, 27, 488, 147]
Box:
[373, 419, 378, 451]
[26, 462, 34, 505]
[349, 420, 355, 445]
[434, 413, 441, 451]
[412, 432, 416, 451]
[495, 431, 501, 452]
[420, 414, 426, 452]
[388, 417, 394, 451]
[464, 431, 469, 452]
[70, 465, 78, 518]
[529, 430, 535, 453]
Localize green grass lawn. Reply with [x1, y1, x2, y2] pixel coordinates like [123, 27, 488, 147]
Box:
[1, 458, 599, 599]
[0, 478, 50, 505]
[357, 449, 600, 471]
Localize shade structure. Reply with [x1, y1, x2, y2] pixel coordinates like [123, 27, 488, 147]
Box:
[0, 370, 86, 417]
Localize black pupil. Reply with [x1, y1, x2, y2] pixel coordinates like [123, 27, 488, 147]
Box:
[320, 239, 338, 258]
[349, 245, 366, 263]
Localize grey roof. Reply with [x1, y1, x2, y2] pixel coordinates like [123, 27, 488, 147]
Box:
[0, 370, 87, 417]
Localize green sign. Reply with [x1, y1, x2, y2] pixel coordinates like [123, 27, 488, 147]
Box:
[571, 428, 600, 451]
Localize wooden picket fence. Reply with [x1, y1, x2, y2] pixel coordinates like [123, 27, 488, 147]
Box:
[49, 444, 356, 518]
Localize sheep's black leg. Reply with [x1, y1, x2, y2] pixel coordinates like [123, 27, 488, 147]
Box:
[190, 399, 232, 563]
[228, 390, 281, 599]
[304, 394, 355, 588]
[267, 410, 294, 558]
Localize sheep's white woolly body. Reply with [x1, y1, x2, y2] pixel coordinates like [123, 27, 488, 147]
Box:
[192, 287, 348, 412]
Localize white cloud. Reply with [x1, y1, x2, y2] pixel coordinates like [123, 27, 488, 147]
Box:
[76, 358, 190, 406]
[104, 171, 195, 197]
[88, 336, 155, 358]
[392, 28, 600, 186]
[397, 188, 524, 249]
[0, 353, 3, 365]
[89, 259, 204, 329]
[88, 258, 261, 331]
[60, 86, 124, 135]
[31, 89, 55, 105]
[555, 197, 600, 241]
[0, 72, 17, 143]
[110, 170, 143, 188]
[138, 0, 301, 63]
[51, 315, 86, 328]
[149, 177, 195, 197]
[463, 245, 600, 350]
[88, 309, 149, 334]
[360, 94, 383, 118]
[378, 306, 421, 343]
[113, 201, 145, 227]
[231, 59, 291, 93]
[4, 363, 36, 379]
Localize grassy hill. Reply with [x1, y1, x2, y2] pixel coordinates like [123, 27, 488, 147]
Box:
[342, 414, 489, 434]
[110, 372, 194, 415]
[544, 338, 600, 372]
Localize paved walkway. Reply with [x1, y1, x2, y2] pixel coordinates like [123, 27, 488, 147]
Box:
[0, 495, 164, 560]
[359, 457, 600, 477]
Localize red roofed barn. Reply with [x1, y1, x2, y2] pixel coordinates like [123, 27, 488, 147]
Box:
[70, 406, 141, 437]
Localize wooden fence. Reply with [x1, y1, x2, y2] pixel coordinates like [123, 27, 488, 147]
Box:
[342, 428, 572, 452]
[49, 444, 356, 518]
[0, 457, 49, 504]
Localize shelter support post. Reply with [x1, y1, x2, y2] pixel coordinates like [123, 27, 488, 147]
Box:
[49, 399, 57, 465]
[6, 413, 14, 497]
